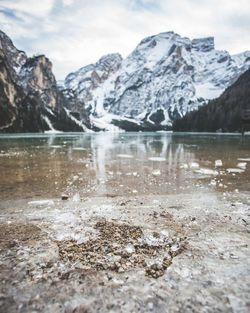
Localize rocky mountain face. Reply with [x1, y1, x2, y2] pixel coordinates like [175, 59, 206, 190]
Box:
[0, 30, 90, 133]
[65, 31, 250, 131]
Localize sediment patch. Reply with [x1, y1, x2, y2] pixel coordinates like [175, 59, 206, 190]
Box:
[56, 219, 186, 278]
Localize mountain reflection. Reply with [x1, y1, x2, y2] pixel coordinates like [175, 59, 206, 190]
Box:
[0, 132, 249, 200]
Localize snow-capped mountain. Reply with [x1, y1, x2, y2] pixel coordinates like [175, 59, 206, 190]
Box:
[64, 31, 250, 131]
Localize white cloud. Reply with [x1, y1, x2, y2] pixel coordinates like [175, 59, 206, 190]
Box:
[0, 0, 53, 17]
[0, 0, 249, 80]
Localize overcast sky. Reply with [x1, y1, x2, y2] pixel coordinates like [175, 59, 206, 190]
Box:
[0, 0, 250, 80]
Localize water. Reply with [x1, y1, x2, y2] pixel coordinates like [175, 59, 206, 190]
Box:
[0, 132, 249, 201]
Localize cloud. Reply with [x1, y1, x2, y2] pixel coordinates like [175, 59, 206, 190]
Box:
[0, 0, 249, 80]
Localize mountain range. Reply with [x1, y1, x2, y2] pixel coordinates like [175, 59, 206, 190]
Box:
[0, 30, 250, 132]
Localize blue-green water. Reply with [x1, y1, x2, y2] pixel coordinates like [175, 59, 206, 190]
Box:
[0, 132, 249, 200]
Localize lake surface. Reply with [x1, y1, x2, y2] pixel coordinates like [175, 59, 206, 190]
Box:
[0, 132, 250, 313]
[0, 132, 249, 201]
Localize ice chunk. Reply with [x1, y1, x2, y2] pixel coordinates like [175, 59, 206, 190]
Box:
[50, 145, 62, 149]
[152, 169, 161, 176]
[227, 168, 244, 173]
[215, 160, 222, 167]
[117, 154, 133, 158]
[125, 244, 135, 254]
[72, 147, 86, 151]
[210, 180, 217, 186]
[148, 157, 166, 162]
[72, 193, 80, 202]
[237, 162, 247, 169]
[28, 200, 54, 206]
[195, 168, 218, 175]
[190, 162, 199, 169]
[73, 175, 79, 181]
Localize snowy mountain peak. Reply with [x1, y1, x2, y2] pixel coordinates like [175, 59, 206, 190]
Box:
[64, 31, 250, 131]
[191, 37, 214, 52]
[65, 53, 122, 94]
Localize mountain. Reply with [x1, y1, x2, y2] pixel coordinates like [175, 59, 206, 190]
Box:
[0, 30, 91, 133]
[172, 68, 250, 132]
[1, 30, 250, 133]
[64, 31, 250, 131]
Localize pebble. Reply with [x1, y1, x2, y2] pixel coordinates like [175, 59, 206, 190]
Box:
[61, 194, 69, 200]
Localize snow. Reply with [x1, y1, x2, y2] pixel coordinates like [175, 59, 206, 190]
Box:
[44, 116, 62, 133]
[90, 113, 124, 132]
[64, 107, 91, 132]
[45, 106, 55, 117]
[195, 82, 223, 100]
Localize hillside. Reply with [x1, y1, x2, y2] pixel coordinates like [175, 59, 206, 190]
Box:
[172, 68, 250, 132]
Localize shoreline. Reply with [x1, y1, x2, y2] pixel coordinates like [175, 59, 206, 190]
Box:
[0, 190, 249, 313]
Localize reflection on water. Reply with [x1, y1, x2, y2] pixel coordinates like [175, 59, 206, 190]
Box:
[0, 132, 249, 200]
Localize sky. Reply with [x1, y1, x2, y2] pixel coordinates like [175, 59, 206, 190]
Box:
[0, 0, 250, 80]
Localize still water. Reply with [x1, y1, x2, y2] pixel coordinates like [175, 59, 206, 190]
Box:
[0, 132, 249, 201]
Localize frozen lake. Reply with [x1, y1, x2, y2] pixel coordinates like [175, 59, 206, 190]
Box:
[0, 132, 249, 313]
